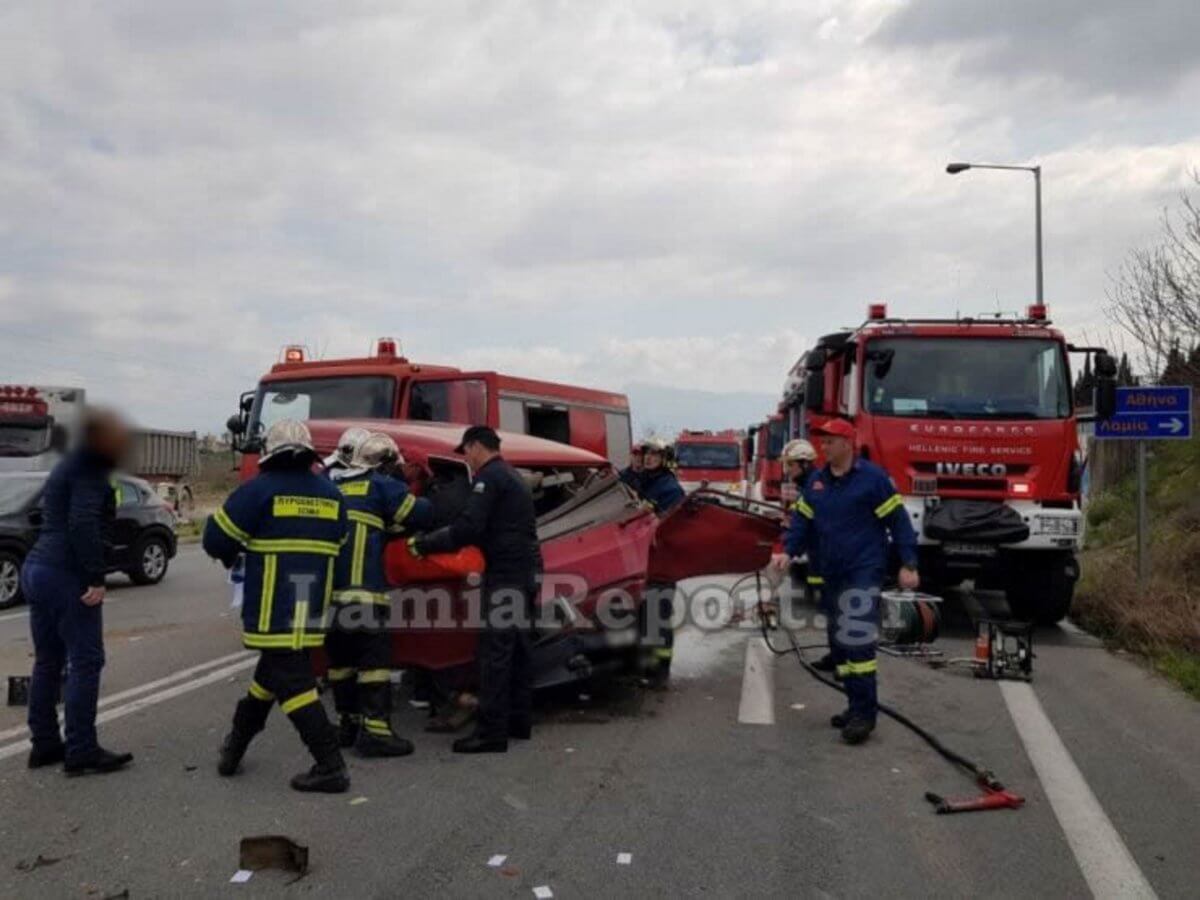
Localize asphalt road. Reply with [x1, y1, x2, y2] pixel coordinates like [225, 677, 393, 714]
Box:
[0, 549, 1196, 898]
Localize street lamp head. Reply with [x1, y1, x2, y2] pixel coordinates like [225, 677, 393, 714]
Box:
[946, 162, 971, 174]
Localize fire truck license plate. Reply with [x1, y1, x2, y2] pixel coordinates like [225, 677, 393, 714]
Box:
[943, 542, 997, 558]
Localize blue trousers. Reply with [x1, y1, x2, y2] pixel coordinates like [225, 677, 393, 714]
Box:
[22, 563, 106, 758]
[824, 568, 881, 723]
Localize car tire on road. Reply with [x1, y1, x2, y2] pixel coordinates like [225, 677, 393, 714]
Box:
[128, 535, 170, 586]
[0, 550, 24, 609]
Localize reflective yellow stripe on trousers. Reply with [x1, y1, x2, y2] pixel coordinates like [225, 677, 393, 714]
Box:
[258, 554, 277, 633]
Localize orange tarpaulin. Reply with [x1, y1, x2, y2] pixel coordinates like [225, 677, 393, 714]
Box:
[385, 544, 486, 583]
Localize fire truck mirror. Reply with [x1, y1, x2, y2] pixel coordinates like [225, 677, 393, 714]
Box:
[804, 368, 826, 413]
[1094, 352, 1117, 420]
[226, 414, 245, 436]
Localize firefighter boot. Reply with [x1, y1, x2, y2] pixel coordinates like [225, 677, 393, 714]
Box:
[328, 669, 360, 747]
[841, 717, 876, 745]
[355, 681, 414, 758]
[287, 695, 351, 793]
[218, 694, 272, 776]
[337, 715, 361, 749]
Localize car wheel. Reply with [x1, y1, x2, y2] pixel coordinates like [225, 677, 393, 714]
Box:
[0, 551, 24, 609]
[129, 535, 169, 585]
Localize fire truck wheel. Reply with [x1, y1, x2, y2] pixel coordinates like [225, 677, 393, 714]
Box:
[1006, 554, 1076, 626]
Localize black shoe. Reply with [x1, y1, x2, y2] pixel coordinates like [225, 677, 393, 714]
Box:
[453, 735, 508, 754]
[28, 744, 65, 769]
[355, 732, 414, 758]
[65, 747, 133, 776]
[811, 653, 837, 672]
[218, 733, 250, 777]
[508, 721, 532, 741]
[840, 718, 875, 745]
[829, 712, 848, 729]
[290, 758, 350, 793]
[337, 715, 361, 749]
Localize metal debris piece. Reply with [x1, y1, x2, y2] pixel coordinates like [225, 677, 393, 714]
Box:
[15, 854, 64, 872]
[238, 836, 308, 876]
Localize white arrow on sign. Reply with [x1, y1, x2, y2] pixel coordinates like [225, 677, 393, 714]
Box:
[1158, 417, 1185, 434]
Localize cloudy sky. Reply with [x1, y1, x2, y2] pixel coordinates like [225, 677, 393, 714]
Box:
[2, 0, 1198, 432]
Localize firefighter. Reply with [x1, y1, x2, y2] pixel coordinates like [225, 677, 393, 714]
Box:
[407, 425, 542, 754]
[203, 419, 352, 792]
[635, 436, 685, 688]
[771, 419, 918, 745]
[778, 438, 834, 668]
[323, 426, 370, 475]
[327, 433, 433, 757]
[618, 445, 644, 492]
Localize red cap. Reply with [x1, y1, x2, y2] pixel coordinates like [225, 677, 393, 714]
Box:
[813, 419, 855, 440]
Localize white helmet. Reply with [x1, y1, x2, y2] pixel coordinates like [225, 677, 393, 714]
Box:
[332, 426, 371, 467]
[639, 436, 671, 454]
[352, 433, 403, 470]
[260, 419, 315, 464]
[781, 439, 817, 463]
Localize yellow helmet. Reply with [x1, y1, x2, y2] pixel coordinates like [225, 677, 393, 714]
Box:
[781, 438, 817, 463]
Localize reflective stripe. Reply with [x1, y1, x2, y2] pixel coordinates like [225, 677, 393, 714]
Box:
[393, 493, 417, 525]
[292, 600, 309, 650]
[246, 538, 342, 556]
[243, 633, 324, 649]
[350, 523, 367, 586]
[792, 499, 814, 519]
[357, 669, 391, 684]
[874, 494, 904, 519]
[331, 589, 390, 606]
[248, 680, 274, 702]
[213, 507, 251, 545]
[339, 480, 370, 496]
[653, 647, 674, 660]
[806, 575, 824, 585]
[348, 510, 384, 530]
[837, 659, 878, 677]
[272, 495, 340, 520]
[259, 554, 277, 633]
[327, 667, 355, 682]
[363, 717, 391, 736]
[280, 688, 320, 715]
[323, 558, 334, 610]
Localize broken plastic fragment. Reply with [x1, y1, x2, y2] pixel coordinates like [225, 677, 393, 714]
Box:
[487, 855, 508, 868]
[617, 853, 633, 865]
[533, 887, 554, 899]
[230, 870, 253, 884]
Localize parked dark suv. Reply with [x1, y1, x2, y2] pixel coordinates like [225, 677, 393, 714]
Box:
[0, 472, 178, 609]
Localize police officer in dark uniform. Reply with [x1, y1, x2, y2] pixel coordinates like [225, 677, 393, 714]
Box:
[633, 437, 685, 687]
[327, 433, 432, 757]
[772, 419, 919, 745]
[407, 425, 541, 754]
[204, 420, 352, 792]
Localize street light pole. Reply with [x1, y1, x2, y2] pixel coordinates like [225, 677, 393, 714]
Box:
[946, 161, 1044, 306]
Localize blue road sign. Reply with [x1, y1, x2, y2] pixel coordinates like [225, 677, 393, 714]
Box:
[1096, 386, 1192, 440]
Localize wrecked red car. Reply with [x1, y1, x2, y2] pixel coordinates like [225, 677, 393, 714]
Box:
[307, 420, 780, 688]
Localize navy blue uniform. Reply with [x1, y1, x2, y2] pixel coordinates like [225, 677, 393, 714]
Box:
[635, 466, 685, 683]
[22, 449, 116, 760]
[203, 467, 349, 772]
[327, 470, 432, 743]
[618, 466, 643, 493]
[782, 460, 917, 722]
[416, 456, 542, 740]
[637, 467, 685, 513]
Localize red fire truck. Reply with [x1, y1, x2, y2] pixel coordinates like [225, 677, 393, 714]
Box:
[674, 429, 745, 496]
[227, 339, 633, 475]
[783, 303, 1115, 624]
[746, 414, 786, 503]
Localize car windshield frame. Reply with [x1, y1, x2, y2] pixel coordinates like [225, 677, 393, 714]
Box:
[0, 475, 46, 514]
[247, 375, 398, 442]
[675, 443, 742, 470]
[863, 336, 1071, 421]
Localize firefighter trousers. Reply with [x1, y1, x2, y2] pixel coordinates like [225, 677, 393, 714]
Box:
[227, 649, 339, 766]
[825, 569, 882, 723]
[325, 602, 397, 739]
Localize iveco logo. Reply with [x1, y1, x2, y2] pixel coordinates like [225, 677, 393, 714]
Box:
[935, 462, 1007, 477]
[909, 424, 1036, 436]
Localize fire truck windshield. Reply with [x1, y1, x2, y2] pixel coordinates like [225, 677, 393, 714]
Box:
[864, 337, 1070, 420]
[676, 443, 741, 470]
[767, 419, 785, 458]
[248, 376, 395, 441]
[0, 420, 52, 457]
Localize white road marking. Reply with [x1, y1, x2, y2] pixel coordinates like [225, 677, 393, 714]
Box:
[737, 637, 775, 725]
[0, 652, 256, 761]
[1000, 681, 1157, 899]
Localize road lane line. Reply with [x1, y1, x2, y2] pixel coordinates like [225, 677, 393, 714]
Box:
[737, 637, 775, 725]
[0, 650, 255, 748]
[1000, 681, 1157, 898]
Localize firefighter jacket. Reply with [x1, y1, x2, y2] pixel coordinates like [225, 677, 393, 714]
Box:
[203, 469, 348, 650]
[331, 470, 433, 604]
[782, 459, 917, 578]
[638, 467, 685, 514]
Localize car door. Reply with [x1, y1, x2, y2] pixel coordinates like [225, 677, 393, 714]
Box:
[646, 493, 781, 583]
[107, 478, 144, 570]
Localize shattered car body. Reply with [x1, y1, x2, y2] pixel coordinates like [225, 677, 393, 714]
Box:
[306, 420, 780, 688]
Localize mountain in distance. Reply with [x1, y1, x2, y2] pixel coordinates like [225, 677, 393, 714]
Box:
[623, 381, 776, 438]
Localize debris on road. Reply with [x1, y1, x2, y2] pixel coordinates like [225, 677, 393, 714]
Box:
[617, 852, 633, 865]
[238, 835, 308, 876]
[487, 854, 508, 867]
[230, 870, 253, 884]
[533, 886, 554, 898]
[349, 796, 369, 806]
[15, 853, 65, 872]
[7, 675, 31, 706]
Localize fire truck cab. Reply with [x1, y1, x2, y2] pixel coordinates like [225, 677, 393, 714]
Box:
[674, 429, 745, 496]
[228, 339, 633, 477]
[787, 304, 1116, 624]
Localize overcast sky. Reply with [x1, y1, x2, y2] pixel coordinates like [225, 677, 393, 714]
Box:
[2, 0, 1198, 432]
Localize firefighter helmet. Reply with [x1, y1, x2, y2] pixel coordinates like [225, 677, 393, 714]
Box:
[639, 436, 674, 462]
[781, 438, 817, 463]
[259, 419, 316, 464]
[353, 433, 403, 470]
[333, 426, 371, 467]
